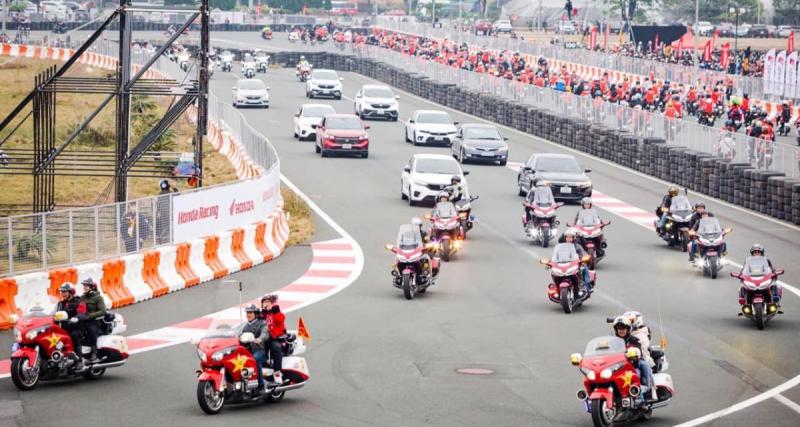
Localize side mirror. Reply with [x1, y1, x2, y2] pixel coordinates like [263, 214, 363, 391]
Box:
[463, 171, 470, 176]
[453, 121, 459, 125]
[602, 220, 611, 226]
[294, 113, 299, 118]
[523, 167, 533, 172]
[54, 311, 68, 322]
[774, 268, 785, 275]
[266, 87, 271, 90]
[409, 119, 415, 124]
[729, 272, 740, 278]
[403, 166, 411, 173]
[724, 227, 733, 234]
[585, 168, 592, 173]
[384, 244, 394, 252]
[503, 137, 509, 141]
[605, 317, 615, 323]
[311, 124, 318, 129]
[395, 95, 400, 100]
[470, 195, 479, 201]
[565, 222, 573, 227]
[570, 353, 582, 366]
[364, 125, 371, 130]
[240, 332, 255, 344]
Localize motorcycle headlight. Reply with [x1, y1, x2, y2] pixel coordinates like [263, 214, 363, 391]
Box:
[197, 348, 207, 362]
[211, 346, 236, 362]
[13, 328, 21, 342]
[580, 367, 596, 381]
[600, 362, 625, 379]
[25, 326, 47, 341]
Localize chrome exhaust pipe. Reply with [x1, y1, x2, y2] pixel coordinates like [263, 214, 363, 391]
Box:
[576, 389, 588, 400]
[629, 385, 640, 397]
[274, 381, 307, 393]
[91, 360, 125, 369]
[647, 399, 671, 409]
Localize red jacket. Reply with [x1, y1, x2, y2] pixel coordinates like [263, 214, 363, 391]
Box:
[263, 306, 286, 339]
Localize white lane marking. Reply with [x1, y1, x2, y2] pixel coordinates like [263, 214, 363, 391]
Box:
[774, 395, 800, 415]
[344, 72, 800, 232]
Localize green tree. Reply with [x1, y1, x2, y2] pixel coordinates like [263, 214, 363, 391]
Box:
[605, 0, 655, 22]
[210, 0, 236, 11]
[773, 0, 800, 25]
[661, 0, 764, 23]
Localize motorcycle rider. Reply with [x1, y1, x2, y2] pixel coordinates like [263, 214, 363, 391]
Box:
[56, 283, 86, 368]
[739, 244, 782, 306]
[242, 304, 267, 390]
[560, 228, 592, 294]
[687, 202, 720, 262]
[411, 217, 439, 280]
[655, 186, 679, 234]
[296, 55, 310, 72]
[779, 100, 792, 136]
[261, 294, 286, 385]
[574, 197, 606, 257]
[79, 278, 106, 363]
[446, 175, 465, 203]
[613, 317, 656, 401]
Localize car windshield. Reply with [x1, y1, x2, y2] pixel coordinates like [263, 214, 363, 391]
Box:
[534, 156, 581, 173]
[302, 105, 335, 118]
[697, 217, 722, 236]
[364, 87, 394, 98]
[464, 127, 501, 140]
[576, 209, 600, 226]
[743, 256, 773, 276]
[417, 112, 452, 124]
[530, 186, 554, 205]
[415, 158, 461, 174]
[314, 70, 338, 80]
[670, 195, 692, 212]
[433, 202, 458, 218]
[326, 117, 362, 130]
[255, 52, 268, 58]
[396, 224, 422, 250]
[238, 80, 265, 90]
[221, 51, 233, 59]
[551, 242, 579, 263]
[584, 336, 627, 357]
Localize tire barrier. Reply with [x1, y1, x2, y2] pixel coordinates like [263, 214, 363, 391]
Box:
[3, 21, 290, 33]
[270, 50, 800, 225]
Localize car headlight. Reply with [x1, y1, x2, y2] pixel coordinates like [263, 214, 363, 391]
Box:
[413, 179, 428, 186]
[497, 146, 508, 152]
[578, 181, 592, 187]
[211, 346, 236, 362]
[25, 326, 47, 341]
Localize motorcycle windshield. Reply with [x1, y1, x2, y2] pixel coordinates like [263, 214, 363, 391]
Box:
[203, 320, 244, 338]
[576, 209, 600, 227]
[396, 225, 423, 250]
[584, 336, 627, 357]
[433, 202, 458, 218]
[669, 195, 692, 214]
[742, 256, 772, 276]
[530, 187, 554, 205]
[697, 217, 722, 239]
[551, 243, 579, 263]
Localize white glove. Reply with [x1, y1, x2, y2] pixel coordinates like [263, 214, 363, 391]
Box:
[69, 317, 79, 324]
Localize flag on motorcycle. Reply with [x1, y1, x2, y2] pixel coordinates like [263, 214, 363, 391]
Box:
[776, 50, 787, 97]
[702, 41, 712, 62]
[719, 43, 731, 71]
[711, 29, 720, 51]
[298, 316, 312, 341]
[789, 31, 795, 53]
[787, 51, 798, 99]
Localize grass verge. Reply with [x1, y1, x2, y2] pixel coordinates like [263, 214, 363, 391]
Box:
[281, 186, 315, 246]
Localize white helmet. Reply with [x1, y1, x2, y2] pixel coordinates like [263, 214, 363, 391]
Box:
[622, 311, 644, 329]
[411, 217, 422, 227]
[564, 227, 577, 238]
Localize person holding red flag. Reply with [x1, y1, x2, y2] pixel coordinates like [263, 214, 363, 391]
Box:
[260, 294, 287, 385]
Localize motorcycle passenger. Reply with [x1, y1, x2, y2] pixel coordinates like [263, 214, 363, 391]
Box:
[561, 228, 592, 294]
[242, 304, 267, 390]
[739, 244, 782, 306]
[623, 311, 654, 368]
[655, 186, 679, 234]
[79, 278, 106, 363]
[613, 317, 656, 401]
[525, 182, 555, 221]
[687, 202, 716, 261]
[574, 197, 606, 257]
[56, 283, 86, 366]
[262, 294, 286, 385]
[446, 175, 465, 203]
[411, 217, 439, 280]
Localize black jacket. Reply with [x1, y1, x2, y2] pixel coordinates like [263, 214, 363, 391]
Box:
[689, 212, 715, 231]
[56, 296, 82, 318]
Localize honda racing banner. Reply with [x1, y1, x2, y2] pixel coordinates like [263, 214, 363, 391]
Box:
[787, 51, 798, 99]
[776, 50, 787, 96]
[764, 49, 775, 95]
[171, 167, 281, 242]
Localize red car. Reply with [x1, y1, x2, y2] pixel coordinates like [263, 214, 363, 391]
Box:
[474, 20, 493, 35]
[314, 114, 370, 158]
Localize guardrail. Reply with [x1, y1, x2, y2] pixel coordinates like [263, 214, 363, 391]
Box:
[0, 40, 279, 277]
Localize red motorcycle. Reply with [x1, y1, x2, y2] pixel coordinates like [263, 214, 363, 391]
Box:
[196, 324, 310, 414]
[570, 220, 611, 269]
[570, 337, 674, 426]
[523, 200, 563, 247]
[9, 307, 128, 390]
[540, 243, 595, 313]
[426, 202, 463, 262]
[385, 224, 439, 300]
[731, 264, 785, 330]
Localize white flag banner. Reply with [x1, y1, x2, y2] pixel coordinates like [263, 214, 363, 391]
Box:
[787, 51, 798, 99]
[776, 50, 787, 96]
[764, 49, 775, 95]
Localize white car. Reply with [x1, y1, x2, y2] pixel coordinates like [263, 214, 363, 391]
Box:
[404, 110, 458, 146]
[777, 25, 794, 38]
[557, 21, 576, 35]
[401, 154, 469, 206]
[293, 103, 336, 140]
[232, 79, 270, 108]
[494, 19, 513, 33]
[354, 84, 399, 121]
[694, 21, 715, 36]
[306, 69, 343, 99]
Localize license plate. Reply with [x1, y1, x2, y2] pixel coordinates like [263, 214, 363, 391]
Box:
[375, 109, 383, 114]
[343, 144, 352, 149]
[481, 152, 494, 157]
[560, 186, 572, 194]
[435, 137, 443, 141]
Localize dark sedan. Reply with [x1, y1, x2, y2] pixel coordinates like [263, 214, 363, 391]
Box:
[450, 124, 508, 165]
[516, 153, 592, 201]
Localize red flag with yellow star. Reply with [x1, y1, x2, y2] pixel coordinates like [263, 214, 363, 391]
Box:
[298, 317, 311, 341]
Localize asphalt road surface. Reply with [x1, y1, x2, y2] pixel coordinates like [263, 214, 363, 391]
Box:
[0, 33, 798, 427]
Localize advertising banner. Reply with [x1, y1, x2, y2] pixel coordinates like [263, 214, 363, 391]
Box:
[171, 166, 281, 241]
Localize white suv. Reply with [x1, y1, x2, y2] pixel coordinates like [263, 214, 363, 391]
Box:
[306, 69, 343, 100]
[404, 110, 458, 146]
[401, 154, 469, 206]
[354, 84, 399, 121]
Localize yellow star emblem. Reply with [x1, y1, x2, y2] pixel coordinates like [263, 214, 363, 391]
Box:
[45, 333, 60, 349]
[230, 354, 248, 373]
[622, 370, 634, 388]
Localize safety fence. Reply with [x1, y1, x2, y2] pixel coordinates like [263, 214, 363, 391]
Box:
[373, 17, 772, 101]
[0, 41, 278, 276]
